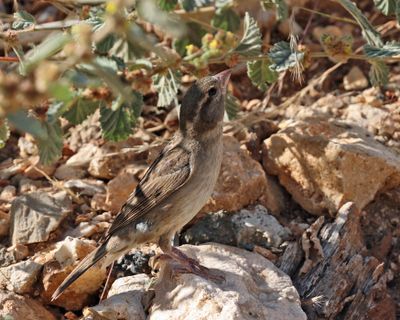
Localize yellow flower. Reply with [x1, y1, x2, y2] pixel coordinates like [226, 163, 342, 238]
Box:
[185, 44, 199, 55]
[106, 2, 118, 14]
[209, 39, 220, 50]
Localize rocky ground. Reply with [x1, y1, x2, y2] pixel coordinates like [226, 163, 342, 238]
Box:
[0, 65, 399, 319]
[1, 0, 400, 308]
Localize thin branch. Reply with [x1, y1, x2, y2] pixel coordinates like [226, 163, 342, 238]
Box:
[0, 56, 19, 62]
[297, 6, 359, 25]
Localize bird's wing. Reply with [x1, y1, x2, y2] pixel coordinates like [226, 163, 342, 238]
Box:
[105, 141, 192, 237]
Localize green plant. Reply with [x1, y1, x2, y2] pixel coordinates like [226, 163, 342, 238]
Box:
[0, 0, 399, 163]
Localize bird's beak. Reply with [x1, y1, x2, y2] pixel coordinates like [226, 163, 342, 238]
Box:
[213, 69, 231, 94]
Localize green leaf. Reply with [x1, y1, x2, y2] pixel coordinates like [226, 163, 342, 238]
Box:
[138, 0, 187, 39]
[37, 120, 63, 165]
[268, 41, 304, 72]
[100, 93, 143, 141]
[152, 69, 181, 107]
[157, 0, 178, 11]
[337, 0, 382, 47]
[373, 0, 397, 15]
[12, 10, 35, 30]
[397, 1, 400, 23]
[63, 98, 99, 125]
[225, 92, 240, 120]
[7, 110, 48, 140]
[364, 41, 400, 58]
[128, 58, 154, 71]
[369, 60, 389, 87]
[6, 110, 62, 163]
[260, 0, 288, 20]
[233, 12, 262, 57]
[173, 22, 205, 56]
[247, 59, 278, 90]
[47, 102, 69, 123]
[0, 119, 10, 149]
[86, 14, 116, 53]
[49, 83, 75, 103]
[178, 0, 212, 11]
[212, 7, 241, 32]
[20, 32, 71, 75]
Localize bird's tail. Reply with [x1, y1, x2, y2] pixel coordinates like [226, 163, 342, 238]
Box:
[51, 242, 110, 301]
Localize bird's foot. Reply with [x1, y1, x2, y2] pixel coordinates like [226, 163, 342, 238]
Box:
[168, 247, 224, 283]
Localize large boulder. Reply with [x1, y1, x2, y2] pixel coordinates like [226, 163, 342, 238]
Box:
[87, 243, 306, 320]
[201, 136, 268, 214]
[263, 119, 400, 215]
[151, 244, 305, 320]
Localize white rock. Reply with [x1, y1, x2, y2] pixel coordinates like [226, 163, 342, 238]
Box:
[150, 244, 306, 320]
[64, 179, 106, 196]
[0, 290, 56, 320]
[83, 274, 152, 320]
[343, 66, 368, 91]
[40, 237, 107, 310]
[0, 259, 42, 293]
[232, 205, 291, 248]
[66, 143, 103, 168]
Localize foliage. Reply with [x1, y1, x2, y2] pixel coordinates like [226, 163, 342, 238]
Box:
[0, 0, 398, 163]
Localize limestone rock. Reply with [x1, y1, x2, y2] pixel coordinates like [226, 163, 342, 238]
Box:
[42, 237, 107, 310]
[0, 244, 29, 267]
[0, 185, 16, 202]
[83, 274, 152, 320]
[88, 148, 147, 179]
[54, 164, 86, 180]
[263, 119, 400, 215]
[232, 205, 291, 249]
[66, 143, 103, 168]
[63, 179, 106, 196]
[105, 165, 139, 213]
[343, 66, 368, 91]
[23, 156, 56, 180]
[149, 244, 306, 320]
[0, 210, 9, 237]
[10, 191, 72, 245]
[259, 174, 289, 215]
[201, 136, 267, 214]
[0, 290, 56, 320]
[183, 205, 290, 250]
[0, 259, 42, 293]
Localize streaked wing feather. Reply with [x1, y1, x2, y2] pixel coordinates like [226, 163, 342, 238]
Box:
[105, 143, 191, 237]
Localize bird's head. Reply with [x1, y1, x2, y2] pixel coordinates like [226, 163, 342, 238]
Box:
[179, 69, 231, 136]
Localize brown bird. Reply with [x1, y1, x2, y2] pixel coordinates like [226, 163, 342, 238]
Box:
[51, 69, 231, 301]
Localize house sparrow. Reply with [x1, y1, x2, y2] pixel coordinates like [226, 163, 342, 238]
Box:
[51, 69, 231, 301]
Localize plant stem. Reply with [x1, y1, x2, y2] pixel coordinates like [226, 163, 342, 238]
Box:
[0, 56, 19, 62]
[297, 6, 358, 25]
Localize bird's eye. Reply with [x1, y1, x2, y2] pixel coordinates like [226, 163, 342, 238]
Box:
[208, 87, 217, 97]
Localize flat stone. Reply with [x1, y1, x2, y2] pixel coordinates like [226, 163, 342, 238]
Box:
[10, 191, 72, 245]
